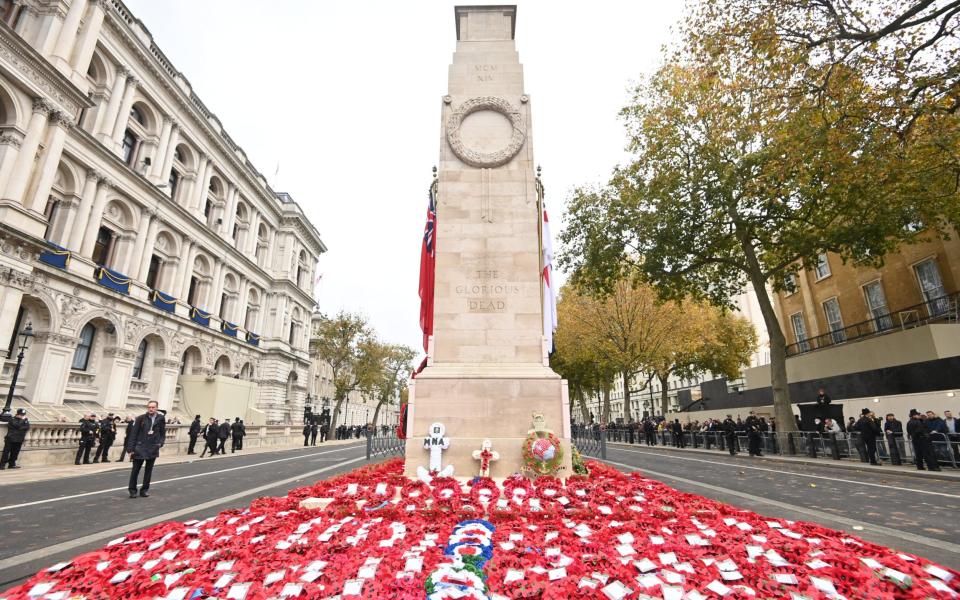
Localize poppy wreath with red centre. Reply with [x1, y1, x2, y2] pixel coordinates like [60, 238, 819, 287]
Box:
[399, 479, 431, 500]
[430, 477, 464, 508]
[532, 477, 564, 504]
[468, 477, 501, 507]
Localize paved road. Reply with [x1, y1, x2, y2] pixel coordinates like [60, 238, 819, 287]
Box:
[598, 443, 960, 569]
[0, 441, 372, 590]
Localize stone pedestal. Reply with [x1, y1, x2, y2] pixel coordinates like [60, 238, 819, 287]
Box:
[404, 6, 571, 479]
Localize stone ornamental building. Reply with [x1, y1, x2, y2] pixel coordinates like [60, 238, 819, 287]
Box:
[0, 0, 325, 424]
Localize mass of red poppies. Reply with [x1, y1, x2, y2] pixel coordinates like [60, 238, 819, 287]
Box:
[3, 458, 957, 599]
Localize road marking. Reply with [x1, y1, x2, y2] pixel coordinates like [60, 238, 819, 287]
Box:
[0, 454, 369, 574]
[0, 443, 365, 512]
[602, 458, 960, 556]
[605, 446, 960, 499]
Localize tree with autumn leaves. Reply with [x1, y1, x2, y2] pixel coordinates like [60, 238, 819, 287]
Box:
[553, 281, 756, 423]
[560, 0, 959, 432]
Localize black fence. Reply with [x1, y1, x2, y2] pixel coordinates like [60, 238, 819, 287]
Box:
[575, 426, 959, 469]
[365, 429, 405, 460]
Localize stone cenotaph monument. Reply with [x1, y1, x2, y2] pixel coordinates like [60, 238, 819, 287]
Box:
[404, 5, 572, 479]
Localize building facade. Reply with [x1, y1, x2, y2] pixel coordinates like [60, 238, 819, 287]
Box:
[775, 232, 959, 354]
[0, 0, 325, 423]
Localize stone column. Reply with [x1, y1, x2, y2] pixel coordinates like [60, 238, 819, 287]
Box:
[50, 0, 88, 74]
[79, 177, 112, 257]
[222, 184, 238, 237]
[129, 210, 152, 277]
[177, 241, 197, 299]
[209, 259, 224, 313]
[153, 358, 180, 411]
[50, 195, 80, 247]
[28, 111, 73, 214]
[110, 75, 139, 148]
[70, 0, 106, 76]
[68, 169, 100, 251]
[2, 99, 53, 204]
[95, 66, 128, 142]
[158, 122, 180, 187]
[246, 213, 260, 255]
[98, 347, 137, 410]
[33, 5, 65, 56]
[236, 275, 248, 323]
[150, 117, 173, 181]
[192, 156, 212, 212]
[20, 332, 75, 406]
[136, 214, 161, 280]
[115, 232, 136, 274]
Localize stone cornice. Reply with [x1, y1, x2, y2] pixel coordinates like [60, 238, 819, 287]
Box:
[279, 214, 326, 256]
[0, 21, 93, 115]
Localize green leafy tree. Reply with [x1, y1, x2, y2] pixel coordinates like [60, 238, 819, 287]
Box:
[367, 343, 416, 428]
[312, 311, 379, 428]
[560, 2, 958, 432]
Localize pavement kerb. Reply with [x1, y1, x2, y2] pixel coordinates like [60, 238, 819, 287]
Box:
[0, 438, 364, 487]
[604, 441, 960, 483]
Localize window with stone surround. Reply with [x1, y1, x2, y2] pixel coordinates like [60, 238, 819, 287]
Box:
[789, 312, 809, 353]
[862, 280, 893, 332]
[814, 253, 831, 280]
[132, 339, 148, 379]
[91, 226, 115, 266]
[822, 298, 845, 344]
[72, 323, 96, 371]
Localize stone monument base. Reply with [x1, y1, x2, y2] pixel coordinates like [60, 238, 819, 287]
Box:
[403, 364, 572, 479]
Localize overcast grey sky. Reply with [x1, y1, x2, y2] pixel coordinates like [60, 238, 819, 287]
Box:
[125, 0, 687, 355]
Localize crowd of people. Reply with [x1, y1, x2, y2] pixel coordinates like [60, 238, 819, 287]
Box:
[580, 405, 958, 471]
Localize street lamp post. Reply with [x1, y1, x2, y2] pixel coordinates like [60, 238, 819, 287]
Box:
[1, 323, 34, 423]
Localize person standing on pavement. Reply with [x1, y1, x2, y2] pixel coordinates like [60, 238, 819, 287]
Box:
[853, 408, 882, 465]
[230, 418, 244, 453]
[907, 409, 941, 471]
[671, 419, 685, 448]
[320, 421, 329, 443]
[310, 421, 319, 446]
[303, 422, 311, 446]
[118, 416, 134, 462]
[217, 418, 230, 455]
[883, 413, 903, 464]
[93, 413, 116, 463]
[0, 408, 30, 469]
[200, 418, 218, 457]
[187, 415, 202, 455]
[722, 415, 738, 456]
[747, 424, 763, 457]
[75, 414, 98, 465]
[126, 400, 165, 498]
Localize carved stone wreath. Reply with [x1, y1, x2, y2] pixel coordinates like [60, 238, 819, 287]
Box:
[446, 96, 525, 168]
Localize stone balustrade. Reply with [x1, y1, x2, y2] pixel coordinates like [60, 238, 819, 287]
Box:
[0, 422, 302, 467]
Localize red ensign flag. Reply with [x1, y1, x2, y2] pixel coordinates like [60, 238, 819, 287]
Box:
[418, 188, 437, 354]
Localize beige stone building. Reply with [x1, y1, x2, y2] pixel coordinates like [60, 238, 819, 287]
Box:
[775, 230, 959, 355]
[0, 0, 325, 424]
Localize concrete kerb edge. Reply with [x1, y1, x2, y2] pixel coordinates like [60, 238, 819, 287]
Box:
[604, 441, 960, 483]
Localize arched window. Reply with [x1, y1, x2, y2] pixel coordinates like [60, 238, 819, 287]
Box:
[130, 105, 146, 126]
[132, 339, 147, 379]
[72, 323, 96, 371]
[297, 250, 308, 288]
[121, 129, 138, 166]
[289, 321, 296, 345]
[91, 226, 114, 266]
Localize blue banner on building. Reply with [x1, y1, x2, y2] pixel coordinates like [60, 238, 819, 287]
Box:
[152, 290, 177, 313]
[246, 331, 260, 347]
[39, 241, 71, 270]
[221, 320, 239, 338]
[190, 306, 211, 327]
[95, 265, 131, 295]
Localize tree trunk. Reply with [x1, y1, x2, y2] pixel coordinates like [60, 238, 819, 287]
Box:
[372, 398, 384, 427]
[737, 229, 796, 432]
[330, 393, 345, 431]
[622, 369, 632, 423]
[659, 373, 670, 417]
[576, 387, 590, 425]
[602, 381, 611, 425]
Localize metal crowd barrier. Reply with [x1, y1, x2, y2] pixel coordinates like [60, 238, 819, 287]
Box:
[574, 425, 959, 469]
[365, 429, 405, 460]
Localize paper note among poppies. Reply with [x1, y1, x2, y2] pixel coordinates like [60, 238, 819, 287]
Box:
[2, 458, 957, 599]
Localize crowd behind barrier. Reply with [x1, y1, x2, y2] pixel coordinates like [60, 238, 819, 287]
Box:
[572, 411, 959, 469]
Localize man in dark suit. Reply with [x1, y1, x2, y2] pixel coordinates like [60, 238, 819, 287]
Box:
[217, 418, 230, 455]
[200, 418, 218, 457]
[0, 408, 30, 469]
[126, 401, 165, 498]
[187, 415, 202, 455]
[310, 421, 319, 446]
[230, 418, 245, 453]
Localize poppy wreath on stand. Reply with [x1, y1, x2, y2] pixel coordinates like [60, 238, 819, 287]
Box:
[522, 431, 563, 476]
[430, 477, 463, 509]
[502, 473, 534, 502]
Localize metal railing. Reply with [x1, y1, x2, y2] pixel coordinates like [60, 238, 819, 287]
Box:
[580, 426, 959, 469]
[571, 424, 607, 459]
[786, 291, 959, 357]
[366, 429, 405, 460]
